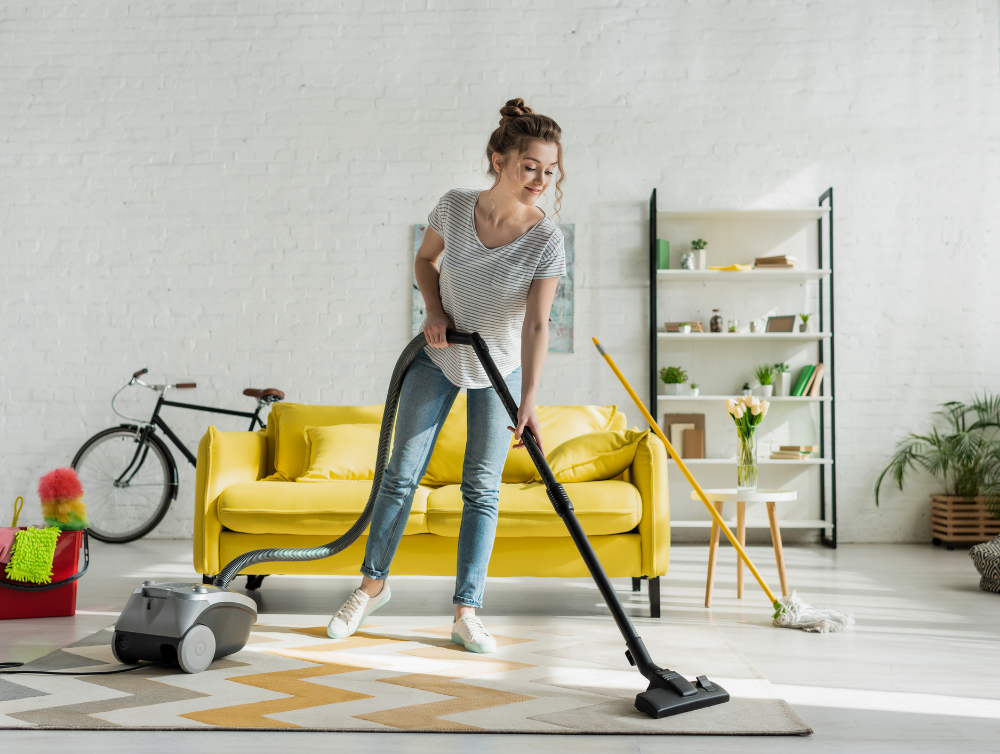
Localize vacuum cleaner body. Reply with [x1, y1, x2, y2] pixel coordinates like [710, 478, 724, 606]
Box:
[113, 581, 256, 673]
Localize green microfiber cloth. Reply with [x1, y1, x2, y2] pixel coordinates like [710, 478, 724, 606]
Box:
[4, 527, 61, 584]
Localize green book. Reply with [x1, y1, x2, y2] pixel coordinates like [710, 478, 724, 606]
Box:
[656, 239, 670, 269]
[791, 365, 815, 397]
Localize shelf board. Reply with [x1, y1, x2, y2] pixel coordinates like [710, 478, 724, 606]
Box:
[657, 395, 831, 402]
[657, 332, 830, 341]
[667, 458, 833, 465]
[656, 269, 830, 282]
[657, 208, 829, 221]
[671, 518, 831, 529]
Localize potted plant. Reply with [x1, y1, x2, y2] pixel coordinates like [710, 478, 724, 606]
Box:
[753, 364, 775, 397]
[678, 322, 692, 334]
[774, 363, 792, 397]
[660, 366, 689, 396]
[799, 313, 811, 333]
[875, 395, 1000, 548]
[690, 382, 700, 397]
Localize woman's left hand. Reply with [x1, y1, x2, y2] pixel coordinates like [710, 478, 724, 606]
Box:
[509, 402, 544, 456]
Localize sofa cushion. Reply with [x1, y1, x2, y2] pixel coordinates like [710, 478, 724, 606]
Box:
[534, 429, 649, 484]
[265, 403, 384, 481]
[296, 424, 381, 482]
[218, 481, 429, 535]
[421, 401, 628, 486]
[425, 480, 641, 537]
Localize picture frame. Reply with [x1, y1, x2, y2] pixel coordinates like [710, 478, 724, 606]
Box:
[765, 315, 796, 333]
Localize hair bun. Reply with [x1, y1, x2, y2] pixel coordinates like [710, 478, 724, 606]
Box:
[499, 97, 535, 123]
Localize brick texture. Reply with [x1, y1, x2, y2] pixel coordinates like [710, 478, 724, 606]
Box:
[1, 1, 998, 542]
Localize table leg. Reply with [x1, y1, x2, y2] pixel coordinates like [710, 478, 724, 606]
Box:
[704, 501, 723, 608]
[766, 501, 789, 597]
[736, 500, 746, 599]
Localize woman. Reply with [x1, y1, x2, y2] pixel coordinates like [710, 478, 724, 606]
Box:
[328, 98, 567, 654]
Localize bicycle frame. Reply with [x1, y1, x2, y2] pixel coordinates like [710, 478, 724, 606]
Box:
[147, 393, 265, 467]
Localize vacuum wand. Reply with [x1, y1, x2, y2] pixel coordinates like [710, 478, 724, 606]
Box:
[447, 331, 729, 717]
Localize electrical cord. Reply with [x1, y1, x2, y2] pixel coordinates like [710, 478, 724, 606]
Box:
[0, 660, 167, 675]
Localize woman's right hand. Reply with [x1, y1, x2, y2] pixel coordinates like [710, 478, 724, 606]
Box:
[425, 309, 455, 348]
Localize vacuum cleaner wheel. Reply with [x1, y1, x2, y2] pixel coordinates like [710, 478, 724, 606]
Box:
[178, 624, 216, 674]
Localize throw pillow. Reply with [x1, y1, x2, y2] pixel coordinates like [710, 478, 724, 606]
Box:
[296, 424, 381, 482]
[533, 428, 649, 484]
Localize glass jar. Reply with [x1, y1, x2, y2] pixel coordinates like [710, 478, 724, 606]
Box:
[710, 309, 723, 333]
[727, 318, 739, 333]
[680, 252, 696, 270]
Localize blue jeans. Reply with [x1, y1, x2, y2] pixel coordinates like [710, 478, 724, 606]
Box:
[361, 348, 520, 608]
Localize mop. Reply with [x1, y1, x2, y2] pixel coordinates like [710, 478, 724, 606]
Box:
[593, 338, 854, 633]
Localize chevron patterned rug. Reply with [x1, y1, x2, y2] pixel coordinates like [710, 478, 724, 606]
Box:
[0, 615, 811, 734]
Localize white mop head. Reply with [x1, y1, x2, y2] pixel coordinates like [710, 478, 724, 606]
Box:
[772, 590, 855, 633]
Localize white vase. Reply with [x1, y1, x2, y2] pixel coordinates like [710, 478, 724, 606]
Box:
[779, 372, 792, 396]
[760, 384, 773, 397]
[663, 383, 685, 395]
[679, 325, 691, 334]
[690, 388, 700, 396]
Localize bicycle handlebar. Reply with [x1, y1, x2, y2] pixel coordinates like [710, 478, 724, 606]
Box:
[133, 368, 148, 379]
[175, 383, 197, 389]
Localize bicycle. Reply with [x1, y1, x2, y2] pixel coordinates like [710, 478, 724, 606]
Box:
[71, 368, 285, 544]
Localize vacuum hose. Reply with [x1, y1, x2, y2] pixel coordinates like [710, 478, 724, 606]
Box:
[214, 331, 435, 588]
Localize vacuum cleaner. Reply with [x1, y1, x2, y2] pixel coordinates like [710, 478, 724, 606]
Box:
[113, 331, 729, 719]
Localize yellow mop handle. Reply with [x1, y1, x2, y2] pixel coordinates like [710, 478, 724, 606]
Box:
[592, 337, 780, 607]
[11, 496, 24, 527]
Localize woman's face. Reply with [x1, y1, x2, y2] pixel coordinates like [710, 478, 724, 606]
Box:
[495, 141, 559, 209]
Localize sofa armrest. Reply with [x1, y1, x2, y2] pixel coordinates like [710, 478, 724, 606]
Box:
[629, 431, 670, 578]
[194, 426, 268, 575]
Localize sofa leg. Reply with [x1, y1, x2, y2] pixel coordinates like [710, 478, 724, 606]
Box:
[648, 577, 660, 618]
[632, 577, 642, 592]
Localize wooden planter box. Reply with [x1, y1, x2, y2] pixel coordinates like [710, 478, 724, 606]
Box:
[930, 495, 1000, 549]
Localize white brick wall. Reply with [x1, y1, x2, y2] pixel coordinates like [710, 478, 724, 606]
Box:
[2, 1, 998, 543]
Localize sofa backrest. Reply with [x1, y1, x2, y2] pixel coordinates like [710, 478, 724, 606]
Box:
[264, 399, 626, 484]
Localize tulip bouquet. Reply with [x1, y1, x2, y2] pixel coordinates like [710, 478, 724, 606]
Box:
[727, 395, 770, 491]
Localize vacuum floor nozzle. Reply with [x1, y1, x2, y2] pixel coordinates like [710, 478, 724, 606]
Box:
[634, 675, 730, 718]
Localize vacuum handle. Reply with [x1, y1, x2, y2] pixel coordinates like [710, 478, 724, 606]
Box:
[445, 331, 549, 480]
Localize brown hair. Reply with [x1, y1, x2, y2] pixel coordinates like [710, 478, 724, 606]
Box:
[486, 98, 565, 218]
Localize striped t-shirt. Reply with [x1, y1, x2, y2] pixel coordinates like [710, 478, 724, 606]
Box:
[421, 188, 566, 389]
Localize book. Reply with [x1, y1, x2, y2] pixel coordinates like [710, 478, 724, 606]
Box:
[807, 363, 826, 397]
[802, 367, 818, 396]
[682, 428, 705, 459]
[780, 445, 818, 452]
[791, 365, 814, 397]
[671, 423, 695, 453]
[770, 451, 810, 460]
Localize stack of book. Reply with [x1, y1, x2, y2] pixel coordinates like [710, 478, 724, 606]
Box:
[770, 445, 818, 460]
[790, 363, 826, 396]
[754, 254, 796, 269]
[663, 321, 705, 332]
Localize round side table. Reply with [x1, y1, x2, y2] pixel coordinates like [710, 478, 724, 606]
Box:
[690, 488, 798, 607]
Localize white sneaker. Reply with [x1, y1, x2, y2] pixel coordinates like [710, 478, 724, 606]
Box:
[451, 614, 496, 654]
[327, 585, 391, 639]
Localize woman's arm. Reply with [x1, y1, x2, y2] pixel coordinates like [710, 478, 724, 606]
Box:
[414, 227, 454, 348]
[511, 276, 560, 454]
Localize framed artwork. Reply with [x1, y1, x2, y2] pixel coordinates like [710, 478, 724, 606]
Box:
[412, 223, 575, 353]
[765, 315, 796, 333]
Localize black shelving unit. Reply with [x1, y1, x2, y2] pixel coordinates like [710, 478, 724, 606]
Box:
[647, 188, 838, 547]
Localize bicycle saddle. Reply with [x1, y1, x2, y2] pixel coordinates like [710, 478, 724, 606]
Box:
[243, 388, 285, 401]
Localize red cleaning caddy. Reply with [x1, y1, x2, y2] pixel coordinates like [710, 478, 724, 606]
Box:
[1, 472, 92, 620]
[0, 528, 88, 620]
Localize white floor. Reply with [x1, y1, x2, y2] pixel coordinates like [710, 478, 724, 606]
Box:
[2, 538, 999, 752]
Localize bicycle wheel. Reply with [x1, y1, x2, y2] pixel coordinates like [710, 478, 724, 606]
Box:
[72, 427, 176, 543]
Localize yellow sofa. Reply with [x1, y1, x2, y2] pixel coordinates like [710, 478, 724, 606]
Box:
[193, 397, 670, 614]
